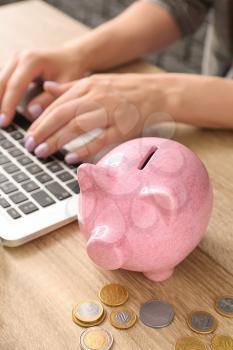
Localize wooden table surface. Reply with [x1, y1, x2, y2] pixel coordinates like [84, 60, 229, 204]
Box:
[0, 1, 233, 349]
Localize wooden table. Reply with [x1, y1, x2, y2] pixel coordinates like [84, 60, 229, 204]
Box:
[0, 1, 233, 349]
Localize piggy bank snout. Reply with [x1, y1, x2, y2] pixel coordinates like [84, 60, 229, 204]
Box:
[87, 237, 124, 270]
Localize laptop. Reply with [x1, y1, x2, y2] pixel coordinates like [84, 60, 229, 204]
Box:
[0, 112, 83, 247]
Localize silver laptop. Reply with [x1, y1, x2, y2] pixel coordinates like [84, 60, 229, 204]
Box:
[0, 112, 81, 247]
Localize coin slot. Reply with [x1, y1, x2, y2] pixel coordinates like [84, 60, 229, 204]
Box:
[139, 147, 158, 170]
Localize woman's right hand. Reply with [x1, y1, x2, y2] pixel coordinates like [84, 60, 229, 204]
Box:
[0, 45, 88, 127]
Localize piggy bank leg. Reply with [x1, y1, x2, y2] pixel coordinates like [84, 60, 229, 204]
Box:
[144, 269, 174, 282]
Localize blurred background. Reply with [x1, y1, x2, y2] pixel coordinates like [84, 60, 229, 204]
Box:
[1, 0, 208, 73]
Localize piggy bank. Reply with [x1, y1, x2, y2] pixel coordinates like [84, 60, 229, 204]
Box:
[77, 137, 213, 282]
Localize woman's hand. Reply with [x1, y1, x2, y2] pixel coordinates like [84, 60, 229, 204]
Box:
[24, 73, 171, 163]
[0, 46, 88, 126]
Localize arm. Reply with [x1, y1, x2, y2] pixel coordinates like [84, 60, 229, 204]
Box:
[24, 72, 233, 162]
[67, 0, 181, 71]
[165, 74, 233, 129]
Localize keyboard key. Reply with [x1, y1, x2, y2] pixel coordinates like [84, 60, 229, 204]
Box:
[7, 207, 21, 219]
[57, 171, 73, 182]
[8, 147, 24, 158]
[0, 173, 8, 184]
[26, 164, 43, 175]
[46, 182, 71, 200]
[12, 172, 29, 183]
[14, 112, 30, 130]
[17, 156, 33, 166]
[0, 154, 10, 165]
[19, 201, 38, 214]
[0, 133, 6, 141]
[18, 140, 25, 146]
[1, 139, 14, 149]
[9, 191, 28, 204]
[0, 182, 18, 194]
[4, 125, 16, 133]
[31, 190, 55, 207]
[36, 172, 53, 184]
[54, 150, 67, 160]
[0, 197, 10, 208]
[3, 163, 20, 174]
[66, 180, 80, 194]
[47, 162, 63, 173]
[38, 157, 54, 164]
[21, 181, 39, 193]
[10, 131, 24, 140]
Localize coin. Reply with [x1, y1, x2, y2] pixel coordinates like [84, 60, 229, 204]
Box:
[80, 327, 113, 350]
[215, 296, 233, 318]
[175, 336, 207, 350]
[72, 309, 107, 328]
[187, 311, 218, 334]
[211, 334, 233, 350]
[99, 283, 128, 307]
[73, 300, 104, 323]
[110, 307, 137, 329]
[139, 300, 175, 328]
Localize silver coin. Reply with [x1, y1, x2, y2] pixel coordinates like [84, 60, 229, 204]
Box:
[218, 297, 233, 313]
[80, 327, 113, 350]
[191, 312, 214, 331]
[76, 302, 101, 319]
[139, 300, 175, 328]
[114, 310, 131, 324]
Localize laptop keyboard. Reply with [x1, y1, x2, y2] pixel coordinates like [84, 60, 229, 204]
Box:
[0, 112, 81, 220]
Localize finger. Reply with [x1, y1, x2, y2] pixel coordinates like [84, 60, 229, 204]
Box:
[0, 56, 18, 126]
[33, 108, 109, 158]
[27, 91, 56, 120]
[1, 58, 42, 125]
[28, 78, 91, 132]
[64, 127, 120, 163]
[25, 90, 102, 145]
[43, 81, 73, 97]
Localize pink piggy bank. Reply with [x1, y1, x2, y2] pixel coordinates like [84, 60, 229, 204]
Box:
[77, 137, 213, 282]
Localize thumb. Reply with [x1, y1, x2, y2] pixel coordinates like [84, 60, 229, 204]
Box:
[43, 81, 73, 97]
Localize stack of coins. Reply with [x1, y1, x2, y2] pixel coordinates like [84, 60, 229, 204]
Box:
[72, 300, 106, 328]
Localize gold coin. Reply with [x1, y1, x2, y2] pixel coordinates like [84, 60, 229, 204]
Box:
[72, 309, 107, 328]
[187, 311, 218, 335]
[110, 307, 137, 329]
[73, 300, 104, 323]
[80, 327, 113, 350]
[211, 334, 233, 350]
[214, 296, 233, 318]
[99, 283, 128, 306]
[175, 336, 207, 350]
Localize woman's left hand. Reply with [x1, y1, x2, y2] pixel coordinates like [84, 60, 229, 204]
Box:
[24, 73, 169, 163]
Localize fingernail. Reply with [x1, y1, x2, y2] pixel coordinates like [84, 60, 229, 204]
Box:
[0, 113, 6, 127]
[44, 81, 60, 89]
[34, 143, 49, 158]
[28, 104, 43, 119]
[24, 135, 36, 152]
[65, 153, 79, 164]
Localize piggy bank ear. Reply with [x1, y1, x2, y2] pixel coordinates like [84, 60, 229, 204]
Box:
[140, 186, 183, 211]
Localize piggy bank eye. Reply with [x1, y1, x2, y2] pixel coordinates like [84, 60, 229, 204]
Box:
[103, 152, 124, 167]
[131, 197, 158, 229]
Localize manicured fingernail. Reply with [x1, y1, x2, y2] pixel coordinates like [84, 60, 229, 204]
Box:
[34, 143, 49, 158]
[65, 153, 79, 164]
[44, 81, 60, 89]
[28, 104, 43, 119]
[24, 135, 36, 152]
[0, 113, 6, 127]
